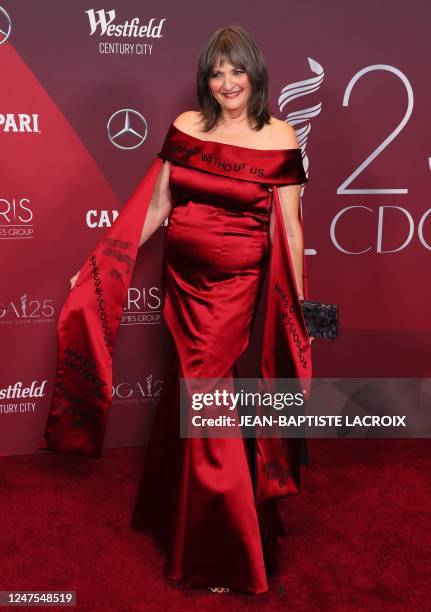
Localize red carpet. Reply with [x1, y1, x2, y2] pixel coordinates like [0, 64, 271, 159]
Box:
[0, 439, 430, 611]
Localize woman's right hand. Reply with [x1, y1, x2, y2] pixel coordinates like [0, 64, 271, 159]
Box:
[70, 271, 79, 290]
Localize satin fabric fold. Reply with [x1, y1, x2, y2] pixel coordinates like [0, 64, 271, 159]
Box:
[39, 158, 164, 457]
[256, 183, 312, 504]
[39, 123, 312, 507]
[159, 123, 308, 186]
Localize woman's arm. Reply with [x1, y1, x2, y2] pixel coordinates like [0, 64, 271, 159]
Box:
[139, 160, 172, 248]
[268, 120, 306, 299]
[69, 160, 173, 290]
[274, 183, 305, 299]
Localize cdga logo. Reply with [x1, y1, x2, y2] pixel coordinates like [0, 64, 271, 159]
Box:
[0, 294, 55, 324]
[330, 206, 431, 253]
[112, 375, 163, 403]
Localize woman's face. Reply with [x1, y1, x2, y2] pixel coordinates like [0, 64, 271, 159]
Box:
[208, 58, 251, 114]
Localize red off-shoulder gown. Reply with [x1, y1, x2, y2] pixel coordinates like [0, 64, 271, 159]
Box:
[130, 125, 309, 594]
[40, 122, 311, 594]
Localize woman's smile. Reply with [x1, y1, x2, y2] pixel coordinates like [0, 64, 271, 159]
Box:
[223, 90, 242, 99]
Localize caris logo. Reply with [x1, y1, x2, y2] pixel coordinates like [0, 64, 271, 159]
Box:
[0, 197, 34, 239]
[121, 286, 162, 325]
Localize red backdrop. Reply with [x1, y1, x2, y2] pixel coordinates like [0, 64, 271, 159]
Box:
[1, 0, 429, 455]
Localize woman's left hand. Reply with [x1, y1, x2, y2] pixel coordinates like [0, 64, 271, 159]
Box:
[299, 297, 313, 344]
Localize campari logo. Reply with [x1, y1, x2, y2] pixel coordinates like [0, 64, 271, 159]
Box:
[0, 293, 55, 325]
[0, 114, 40, 133]
[86, 206, 168, 229]
[86, 209, 119, 228]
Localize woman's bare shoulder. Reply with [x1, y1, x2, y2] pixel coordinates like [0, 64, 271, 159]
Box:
[172, 111, 204, 135]
[266, 117, 300, 149]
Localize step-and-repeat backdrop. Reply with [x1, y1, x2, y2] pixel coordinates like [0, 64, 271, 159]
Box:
[1, 1, 429, 455]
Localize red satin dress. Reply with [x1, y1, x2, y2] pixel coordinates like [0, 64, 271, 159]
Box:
[39, 123, 311, 595]
[130, 125, 308, 593]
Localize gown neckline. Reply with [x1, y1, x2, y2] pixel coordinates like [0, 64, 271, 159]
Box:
[169, 122, 302, 155]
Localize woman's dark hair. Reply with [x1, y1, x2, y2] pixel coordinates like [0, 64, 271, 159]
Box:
[197, 25, 272, 132]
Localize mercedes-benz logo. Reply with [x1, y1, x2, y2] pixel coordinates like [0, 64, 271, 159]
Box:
[0, 6, 12, 44]
[107, 109, 148, 150]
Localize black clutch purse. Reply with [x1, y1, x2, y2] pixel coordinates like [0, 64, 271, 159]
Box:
[300, 300, 339, 339]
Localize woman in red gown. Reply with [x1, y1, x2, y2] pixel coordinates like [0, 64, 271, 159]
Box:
[40, 25, 312, 594]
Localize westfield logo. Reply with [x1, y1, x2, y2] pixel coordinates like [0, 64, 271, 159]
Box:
[85, 9, 166, 38]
